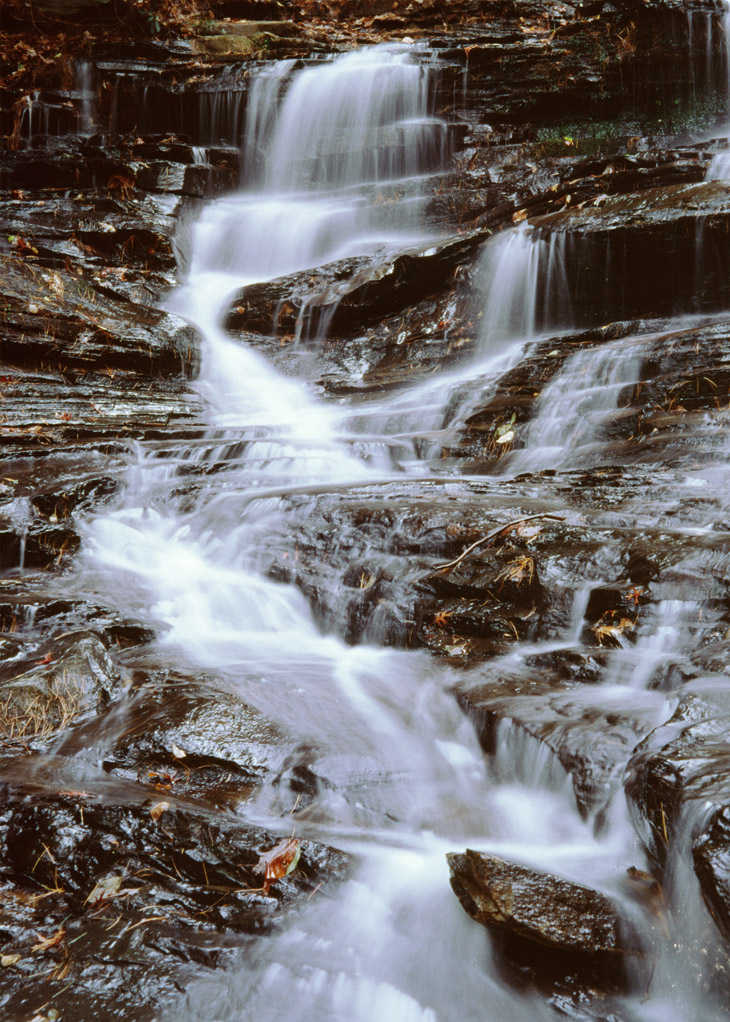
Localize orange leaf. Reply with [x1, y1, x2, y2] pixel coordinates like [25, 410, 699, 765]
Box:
[254, 838, 301, 895]
[32, 926, 65, 952]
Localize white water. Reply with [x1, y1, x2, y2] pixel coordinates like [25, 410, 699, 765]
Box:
[706, 3, 730, 179]
[507, 334, 644, 473]
[71, 44, 730, 1022]
[75, 60, 99, 136]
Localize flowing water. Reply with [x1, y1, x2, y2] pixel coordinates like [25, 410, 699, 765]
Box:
[69, 42, 730, 1022]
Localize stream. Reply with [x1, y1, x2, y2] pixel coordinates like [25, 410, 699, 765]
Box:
[45, 39, 730, 1022]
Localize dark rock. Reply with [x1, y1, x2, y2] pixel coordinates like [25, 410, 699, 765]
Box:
[98, 674, 298, 810]
[224, 233, 484, 341]
[447, 849, 640, 988]
[626, 686, 730, 870]
[0, 785, 349, 1020]
[694, 806, 730, 944]
[528, 182, 730, 328]
[0, 255, 198, 377]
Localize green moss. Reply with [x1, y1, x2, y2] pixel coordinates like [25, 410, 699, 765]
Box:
[533, 95, 728, 159]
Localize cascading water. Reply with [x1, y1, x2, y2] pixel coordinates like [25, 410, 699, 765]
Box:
[69, 41, 730, 1022]
[75, 60, 99, 136]
[706, 2, 730, 178]
[505, 335, 644, 474]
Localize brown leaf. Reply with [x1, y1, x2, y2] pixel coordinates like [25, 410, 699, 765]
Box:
[254, 838, 301, 895]
[85, 874, 139, 907]
[149, 801, 170, 821]
[32, 926, 66, 952]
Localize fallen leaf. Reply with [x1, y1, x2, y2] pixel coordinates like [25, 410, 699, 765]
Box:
[85, 874, 139, 906]
[254, 838, 301, 895]
[1, 954, 21, 966]
[32, 926, 65, 952]
[149, 801, 170, 821]
[495, 430, 514, 444]
[171, 744, 186, 760]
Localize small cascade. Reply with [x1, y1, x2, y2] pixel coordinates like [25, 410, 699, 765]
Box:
[241, 58, 297, 182]
[17, 90, 74, 148]
[478, 224, 571, 349]
[75, 60, 99, 136]
[506, 336, 644, 474]
[603, 599, 696, 690]
[705, 2, 730, 179]
[492, 718, 577, 805]
[638, 800, 730, 1018]
[196, 85, 247, 146]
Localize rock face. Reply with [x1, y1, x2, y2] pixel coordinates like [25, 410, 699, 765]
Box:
[529, 182, 730, 328]
[448, 850, 641, 988]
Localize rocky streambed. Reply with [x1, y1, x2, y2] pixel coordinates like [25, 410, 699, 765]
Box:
[5, 1, 730, 1019]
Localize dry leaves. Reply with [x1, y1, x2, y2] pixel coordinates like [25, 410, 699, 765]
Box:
[85, 874, 139, 907]
[32, 926, 65, 952]
[149, 800, 170, 821]
[254, 838, 302, 895]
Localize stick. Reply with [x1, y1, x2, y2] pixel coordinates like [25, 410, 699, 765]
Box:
[433, 512, 565, 572]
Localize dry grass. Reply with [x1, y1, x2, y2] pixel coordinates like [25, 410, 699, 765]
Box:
[0, 672, 86, 741]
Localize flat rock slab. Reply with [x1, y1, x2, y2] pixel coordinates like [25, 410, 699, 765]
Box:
[200, 20, 299, 37]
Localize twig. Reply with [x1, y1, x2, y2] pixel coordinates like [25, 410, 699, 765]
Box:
[433, 513, 566, 572]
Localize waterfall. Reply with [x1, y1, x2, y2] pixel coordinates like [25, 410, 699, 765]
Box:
[706, 2, 730, 179]
[478, 224, 571, 348]
[506, 335, 644, 474]
[68, 41, 730, 1022]
[75, 60, 99, 136]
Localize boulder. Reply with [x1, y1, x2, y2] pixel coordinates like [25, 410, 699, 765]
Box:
[448, 849, 641, 989]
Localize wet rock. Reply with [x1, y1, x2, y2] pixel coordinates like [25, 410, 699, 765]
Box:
[0, 630, 121, 748]
[624, 682, 730, 972]
[98, 675, 297, 809]
[626, 685, 730, 863]
[0, 255, 198, 377]
[528, 182, 730, 327]
[457, 680, 666, 816]
[0, 785, 349, 1020]
[448, 849, 640, 988]
[224, 233, 483, 341]
[694, 806, 730, 944]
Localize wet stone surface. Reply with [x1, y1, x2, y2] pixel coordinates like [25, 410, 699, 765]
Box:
[448, 849, 643, 990]
[0, 787, 348, 1022]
